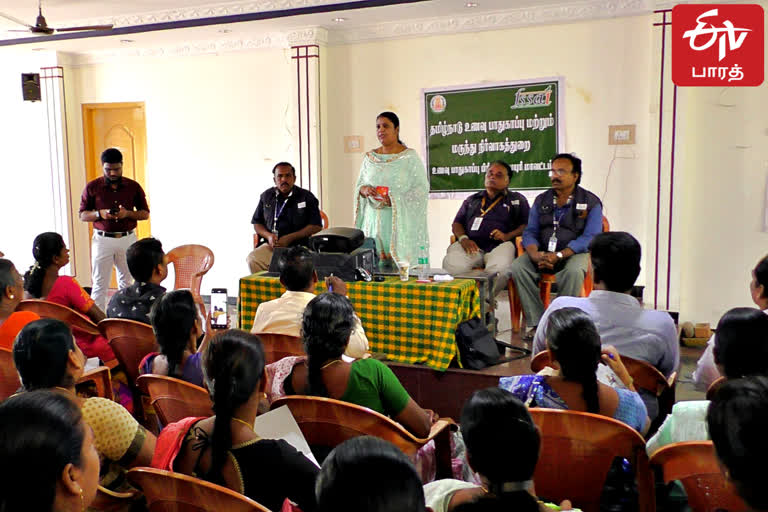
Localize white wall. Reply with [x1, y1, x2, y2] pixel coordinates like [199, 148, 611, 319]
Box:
[65, 48, 298, 296]
[0, 50, 68, 275]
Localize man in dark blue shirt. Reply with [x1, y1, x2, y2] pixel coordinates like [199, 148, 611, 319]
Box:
[509, 153, 603, 339]
[247, 162, 323, 273]
[442, 160, 529, 300]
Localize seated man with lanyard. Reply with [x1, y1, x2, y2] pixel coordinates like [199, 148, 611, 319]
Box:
[442, 160, 529, 303]
[247, 162, 323, 273]
[510, 153, 603, 340]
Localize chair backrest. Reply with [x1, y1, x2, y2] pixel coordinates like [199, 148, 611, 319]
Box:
[650, 441, 747, 511]
[75, 366, 114, 401]
[127, 467, 270, 512]
[167, 245, 214, 297]
[254, 333, 304, 364]
[17, 299, 100, 336]
[530, 349, 671, 397]
[137, 374, 213, 425]
[530, 408, 654, 512]
[271, 395, 431, 457]
[706, 376, 726, 400]
[0, 348, 21, 401]
[99, 319, 158, 384]
[91, 485, 139, 512]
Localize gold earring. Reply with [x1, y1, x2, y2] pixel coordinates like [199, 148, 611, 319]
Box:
[78, 486, 84, 512]
[8, 294, 13, 299]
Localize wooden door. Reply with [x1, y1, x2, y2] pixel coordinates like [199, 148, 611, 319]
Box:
[82, 102, 150, 287]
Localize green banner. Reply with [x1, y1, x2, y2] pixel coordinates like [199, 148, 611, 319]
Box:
[424, 79, 562, 194]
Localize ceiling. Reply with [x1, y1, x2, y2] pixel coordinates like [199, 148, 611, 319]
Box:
[0, 0, 655, 54]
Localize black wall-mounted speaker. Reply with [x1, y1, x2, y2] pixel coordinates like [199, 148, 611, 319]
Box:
[21, 73, 41, 102]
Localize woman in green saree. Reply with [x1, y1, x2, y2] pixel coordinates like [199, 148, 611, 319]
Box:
[355, 111, 429, 268]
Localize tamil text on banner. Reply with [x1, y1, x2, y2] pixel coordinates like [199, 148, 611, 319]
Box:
[423, 78, 564, 197]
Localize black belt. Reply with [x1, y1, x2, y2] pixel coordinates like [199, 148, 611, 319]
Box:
[95, 230, 134, 239]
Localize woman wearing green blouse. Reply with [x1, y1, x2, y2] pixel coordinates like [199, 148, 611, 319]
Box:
[284, 292, 437, 438]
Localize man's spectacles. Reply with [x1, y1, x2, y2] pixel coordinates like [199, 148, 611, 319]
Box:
[549, 169, 571, 177]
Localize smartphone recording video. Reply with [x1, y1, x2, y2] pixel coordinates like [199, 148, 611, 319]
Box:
[210, 288, 228, 329]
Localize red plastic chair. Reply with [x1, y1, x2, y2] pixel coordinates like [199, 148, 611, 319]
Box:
[530, 407, 654, 512]
[254, 332, 304, 364]
[509, 216, 610, 333]
[0, 348, 20, 401]
[650, 441, 748, 511]
[167, 245, 214, 320]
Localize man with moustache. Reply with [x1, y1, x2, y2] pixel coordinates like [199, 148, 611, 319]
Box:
[247, 162, 323, 273]
[509, 153, 603, 340]
[442, 160, 529, 301]
[79, 148, 150, 310]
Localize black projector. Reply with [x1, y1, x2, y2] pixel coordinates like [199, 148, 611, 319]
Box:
[309, 227, 364, 254]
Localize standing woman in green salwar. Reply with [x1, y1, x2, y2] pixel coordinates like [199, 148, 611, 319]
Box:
[354, 111, 430, 268]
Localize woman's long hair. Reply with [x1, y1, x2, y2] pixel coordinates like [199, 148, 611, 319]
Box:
[301, 293, 355, 397]
[202, 330, 265, 483]
[546, 307, 601, 414]
[23, 232, 65, 298]
[149, 290, 197, 378]
[455, 388, 540, 512]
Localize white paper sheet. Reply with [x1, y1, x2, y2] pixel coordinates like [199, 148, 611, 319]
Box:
[252, 405, 320, 467]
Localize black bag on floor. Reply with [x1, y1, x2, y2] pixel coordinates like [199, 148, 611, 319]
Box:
[455, 317, 502, 370]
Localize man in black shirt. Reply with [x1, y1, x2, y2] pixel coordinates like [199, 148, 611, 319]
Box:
[247, 162, 323, 273]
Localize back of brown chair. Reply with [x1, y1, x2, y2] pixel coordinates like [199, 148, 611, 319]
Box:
[0, 348, 21, 401]
[650, 441, 747, 511]
[75, 366, 114, 401]
[17, 299, 100, 336]
[271, 395, 453, 457]
[91, 485, 139, 512]
[706, 376, 726, 401]
[137, 374, 212, 426]
[167, 245, 215, 321]
[127, 467, 269, 512]
[254, 333, 304, 364]
[99, 319, 157, 384]
[530, 408, 654, 512]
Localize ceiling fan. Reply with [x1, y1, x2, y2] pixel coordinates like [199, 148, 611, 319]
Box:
[0, 0, 113, 35]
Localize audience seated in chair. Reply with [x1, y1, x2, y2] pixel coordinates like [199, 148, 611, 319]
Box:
[107, 237, 168, 324]
[707, 375, 768, 511]
[13, 319, 156, 491]
[693, 253, 768, 391]
[424, 388, 574, 512]
[442, 160, 529, 304]
[316, 436, 427, 512]
[501, 307, 649, 433]
[0, 390, 100, 512]
[272, 292, 437, 438]
[139, 289, 211, 388]
[251, 245, 368, 359]
[23, 232, 114, 362]
[647, 307, 768, 455]
[532, 231, 678, 420]
[0, 258, 39, 350]
[152, 329, 319, 512]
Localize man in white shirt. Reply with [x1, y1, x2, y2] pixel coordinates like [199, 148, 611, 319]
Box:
[250, 245, 369, 359]
[532, 231, 679, 419]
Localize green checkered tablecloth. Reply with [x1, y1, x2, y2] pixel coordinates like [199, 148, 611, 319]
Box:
[238, 274, 480, 370]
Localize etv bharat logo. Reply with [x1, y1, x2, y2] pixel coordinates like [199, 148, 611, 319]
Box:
[672, 4, 764, 86]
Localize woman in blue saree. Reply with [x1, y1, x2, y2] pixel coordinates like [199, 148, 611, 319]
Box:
[355, 111, 429, 268]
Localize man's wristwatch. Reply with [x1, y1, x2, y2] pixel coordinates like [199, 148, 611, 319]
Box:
[96, 210, 101, 220]
[458, 235, 469, 242]
[556, 251, 563, 260]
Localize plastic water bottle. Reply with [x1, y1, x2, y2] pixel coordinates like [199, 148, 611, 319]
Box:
[417, 246, 429, 281]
